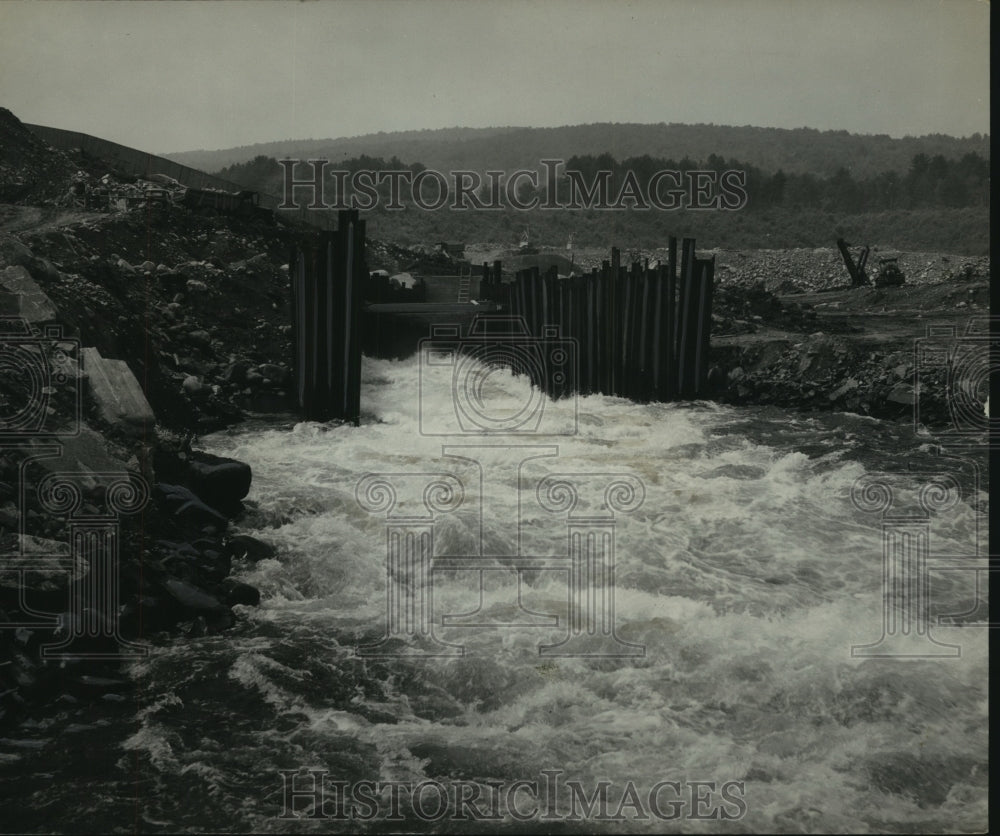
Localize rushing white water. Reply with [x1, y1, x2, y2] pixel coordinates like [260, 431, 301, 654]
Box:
[118, 354, 987, 833]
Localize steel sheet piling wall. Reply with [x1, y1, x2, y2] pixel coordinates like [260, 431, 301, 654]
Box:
[676, 238, 697, 398]
[493, 236, 714, 404]
[692, 257, 715, 398]
[290, 210, 366, 424]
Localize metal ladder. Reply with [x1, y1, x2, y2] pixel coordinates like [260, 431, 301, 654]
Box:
[457, 268, 472, 303]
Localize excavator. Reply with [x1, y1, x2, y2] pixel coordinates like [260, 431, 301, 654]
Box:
[837, 238, 905, 287]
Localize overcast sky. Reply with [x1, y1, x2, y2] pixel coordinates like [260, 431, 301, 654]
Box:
[0, 0, 989, 155]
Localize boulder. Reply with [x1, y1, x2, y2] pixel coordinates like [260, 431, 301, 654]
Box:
[152, 449, 250, 518]
[182, 375, 210, 399]
[197, 549, 232, 583]
[26, 428, 132, 488]
[258, 363, 288, 384]
[25, 256, 61, 285]
[0, 236, 34, 270]
[154, 483, 229, 529]
[225, 534, 276, 563]
[161, 577, 226, 613]
[184, 452, 251, 515]
[222, 360, 249, 384]
[887, 383, 915, 406]
[829, 378, 860, 401]
[221, 579, 261, 607]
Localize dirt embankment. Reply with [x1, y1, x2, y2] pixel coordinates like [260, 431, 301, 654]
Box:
[705, 251, 990, 426]
[1, 106, 323, 721]
[0, 199, 306, 723]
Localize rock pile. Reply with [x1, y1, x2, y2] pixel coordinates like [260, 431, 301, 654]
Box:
[0, 434, 278, 719]
[711, 247, 991, 293]
[0, 122, 301, 719]
[0, 108, 186, 213]
[712, 282, 856, 336]
[468, 241, 990, 294]
[4, 199, 294, 433]
[0, 108, 80, 204]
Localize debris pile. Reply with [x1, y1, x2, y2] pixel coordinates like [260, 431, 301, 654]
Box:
[712, 282, 845, 336]
[3, 206, 293, 432]
[72, 172, 187, 212]
[0, 107, 79, 204]
[0, 189, 296, 719]
[0, 107, 190, 213]
[710, 332, 956, 425]
[712, 247, 990, 293]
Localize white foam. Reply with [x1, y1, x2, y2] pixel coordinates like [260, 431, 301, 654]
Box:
[186, 352, 988, 831]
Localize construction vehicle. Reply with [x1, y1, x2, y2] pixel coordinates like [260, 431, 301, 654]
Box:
[837, 238, 905, 287]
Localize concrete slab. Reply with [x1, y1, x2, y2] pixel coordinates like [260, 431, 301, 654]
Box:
[24, 426, 130, 487]
[0, 265, 58, 323]
[82, 347, 155, 437]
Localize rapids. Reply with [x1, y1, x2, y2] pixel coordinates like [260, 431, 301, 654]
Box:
[4, 354, 989, 833]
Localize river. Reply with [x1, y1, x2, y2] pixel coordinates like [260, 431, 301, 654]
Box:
[2, 354, 988, 833]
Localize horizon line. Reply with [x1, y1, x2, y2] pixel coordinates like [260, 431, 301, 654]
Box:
[157, 120, 992, 159]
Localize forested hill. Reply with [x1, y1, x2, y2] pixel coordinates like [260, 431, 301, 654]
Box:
[211, 148, 989, 254]
[165, 123, 989, 179]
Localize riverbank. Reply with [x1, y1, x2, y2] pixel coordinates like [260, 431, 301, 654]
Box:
[1, 109, 304, 721]
[708, 268, 989, 425]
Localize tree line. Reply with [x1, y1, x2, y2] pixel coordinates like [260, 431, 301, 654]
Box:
[218, 150, 989, 213]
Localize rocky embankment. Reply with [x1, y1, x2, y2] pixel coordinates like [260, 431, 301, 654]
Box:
[710, 246, 989, 294]
[0, 205, 294, 723]
[705, 250, 990, 423]
[1, 107, 310, 724]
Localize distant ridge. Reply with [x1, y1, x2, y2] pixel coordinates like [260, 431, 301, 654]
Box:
[164, 123, 990, 179]
[164, 126, 525, 172]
